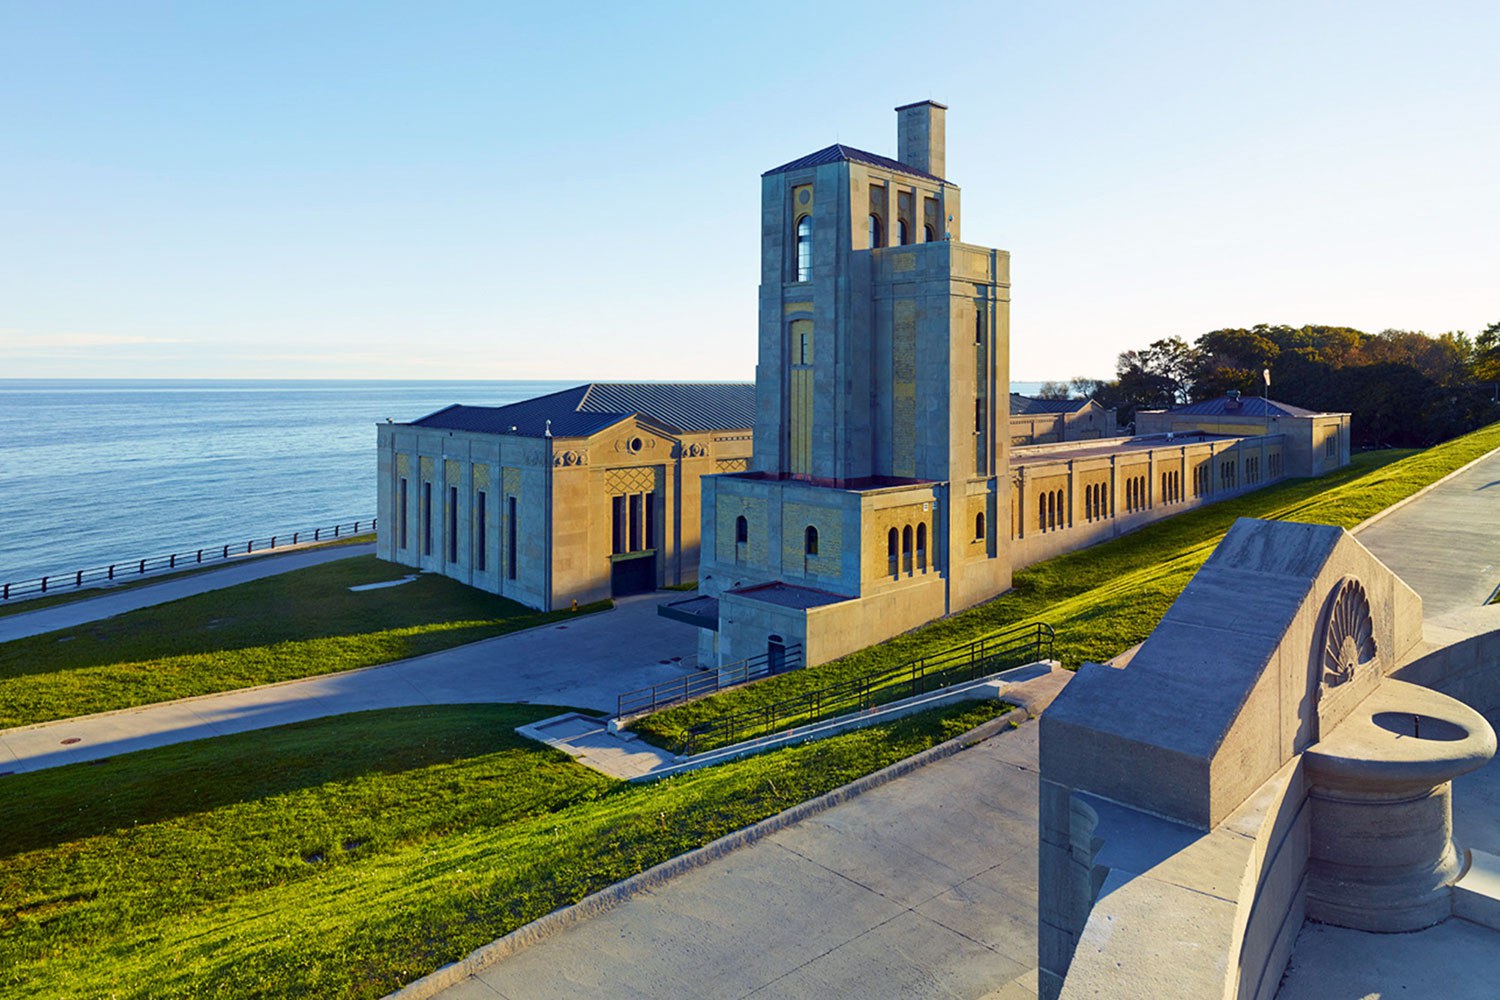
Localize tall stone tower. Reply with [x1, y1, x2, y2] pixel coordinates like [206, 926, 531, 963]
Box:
[674, 102, 1013, 668]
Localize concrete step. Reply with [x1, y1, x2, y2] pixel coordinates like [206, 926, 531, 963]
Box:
[1453, 848, 1500, 930]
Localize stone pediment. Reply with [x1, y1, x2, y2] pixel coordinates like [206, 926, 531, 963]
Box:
[1041, 517, 1424, 830]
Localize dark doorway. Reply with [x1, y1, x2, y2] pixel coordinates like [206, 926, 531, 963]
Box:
[611, 554, 656, 597]
[767, 635, 787, 673]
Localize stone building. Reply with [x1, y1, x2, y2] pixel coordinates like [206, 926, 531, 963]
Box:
[375, 383, 753, 610]
[1135, 391, 1350, 477]
[1009, 393, 1118, 445]
[664, 102, 1353, 670]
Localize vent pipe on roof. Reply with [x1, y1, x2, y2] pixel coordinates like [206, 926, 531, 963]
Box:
[1226, 389, 1242, 412]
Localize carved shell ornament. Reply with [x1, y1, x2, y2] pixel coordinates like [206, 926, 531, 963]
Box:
[1322, 578, 1377, 688]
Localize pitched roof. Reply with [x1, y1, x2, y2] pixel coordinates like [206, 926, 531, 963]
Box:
[409, 382, 755, 438]
[1010, 393, 1095, 415]
[1166, 395, 1323, 418]
[763, 143, 946, 183]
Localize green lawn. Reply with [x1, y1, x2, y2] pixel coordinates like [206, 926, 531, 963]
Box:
[0, 555, 608, 729]
[633, 420, 1500, 749]
[0, 533, 376, 619]
[0, 699, 1010, 998]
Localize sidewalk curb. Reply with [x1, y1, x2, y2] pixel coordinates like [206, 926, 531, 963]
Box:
[385, 705, 1033, 1000]
[1351, 440, 1500, 535]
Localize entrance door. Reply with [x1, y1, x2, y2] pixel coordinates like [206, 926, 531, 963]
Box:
[610, 553, 656, 598]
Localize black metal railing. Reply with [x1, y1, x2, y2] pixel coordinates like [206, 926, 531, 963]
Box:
[1, 517, 377, 602]
[617, 644, 805, 719]
[674, 621, 1053, 755]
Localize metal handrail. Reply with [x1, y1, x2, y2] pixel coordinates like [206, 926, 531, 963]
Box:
[617, 644, 805, 718]
[1, 517, 377, 602]
[676, 621, 1054, 755]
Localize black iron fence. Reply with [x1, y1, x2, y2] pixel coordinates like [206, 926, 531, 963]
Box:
[674, 621, 1054, 755]
[1, 517, 377, 602]
[617, 644, 804, 718]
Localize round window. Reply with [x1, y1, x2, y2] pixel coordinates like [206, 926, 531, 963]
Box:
[628, 436, 644, 453]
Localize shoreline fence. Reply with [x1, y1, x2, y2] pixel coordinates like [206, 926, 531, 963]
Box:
[2, 516, 377, 602]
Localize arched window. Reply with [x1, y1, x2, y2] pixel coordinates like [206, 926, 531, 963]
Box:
[804, 525, 819, 556]
[975, 511, 985, 541]
[868, 214, 883, 249]
[897, 219, 910, 245]
[1038, 500, 1046, 531]
[795, 216, 812, 281]
[1046, 492, 1056, 530]
[924, 224, 935, 243]
[1056, 490, 1065, 527]
[735, 515, 748, 544]
[902, 525, 913, 555]
[888, 527, 899, 577]
[916, 523, 927, 571]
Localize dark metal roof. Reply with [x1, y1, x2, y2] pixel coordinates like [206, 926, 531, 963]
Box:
[763, 143, 946, 183]
[410, 382, 755, 438]
[1165, 395, 1324, 418]
[1010, 393, 1095, 416]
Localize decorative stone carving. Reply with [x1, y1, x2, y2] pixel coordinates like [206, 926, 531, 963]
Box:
[1322, 577, 1377, 690]
[685, 443, 707, 458]
[553, 450, 587, 467]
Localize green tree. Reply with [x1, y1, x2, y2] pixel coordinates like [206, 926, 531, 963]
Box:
[1035, 380, 1072, 400]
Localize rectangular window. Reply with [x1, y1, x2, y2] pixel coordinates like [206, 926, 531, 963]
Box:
[611, 495, 627, 555]
[475, 491, 486, 571]
[628, 493, 642, 551]
[422, 482, 432, 556]
[645, 491, 657, 549]
[448, 486, 458, 563]
[1326, 435, 1337, 457]
[507, 496, 518, 580]
[398, 477, 409, 549]
[975, 398, 984, 433]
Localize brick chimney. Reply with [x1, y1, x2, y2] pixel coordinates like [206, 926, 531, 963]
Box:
[896, 100, 947, 178]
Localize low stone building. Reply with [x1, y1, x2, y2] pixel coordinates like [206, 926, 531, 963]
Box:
[375, 383, 753, 610]
[1009, 394, 1118, 445]
[1135, 391, 1350, 477]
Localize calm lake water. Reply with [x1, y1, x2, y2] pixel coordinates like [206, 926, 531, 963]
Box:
[0, 378, 1055, 584]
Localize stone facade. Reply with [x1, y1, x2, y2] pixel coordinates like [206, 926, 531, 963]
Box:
[376, 396, 751, 612]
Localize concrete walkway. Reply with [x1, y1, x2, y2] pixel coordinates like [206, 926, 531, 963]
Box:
[1354, 443, 1500, 615]
[434, 717, 1048, 1000]
[0, 542, 378, 643]
[0, 592, 698, 774]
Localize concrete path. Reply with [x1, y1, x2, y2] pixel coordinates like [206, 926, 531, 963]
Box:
[0, 542, 378, 643]
[0, 593, 698, 774]
[435, 719, 1046, 1000]
[1354, 444, 1500, 615]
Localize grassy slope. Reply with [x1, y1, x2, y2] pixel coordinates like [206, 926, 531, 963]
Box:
[635, 420, 1500, 748]
[0, 700, 1010, 999]
[0, 533, 376, 620]
[0, 555, 607, 729]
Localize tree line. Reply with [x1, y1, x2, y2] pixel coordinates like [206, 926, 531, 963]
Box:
[1036, 322, 1500, 449]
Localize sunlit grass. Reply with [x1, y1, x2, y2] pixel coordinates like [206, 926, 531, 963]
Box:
[0, 699, 1010, 998]
[0, 555, 607, 728]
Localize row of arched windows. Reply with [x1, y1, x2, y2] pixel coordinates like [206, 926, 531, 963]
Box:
[1220, 460, 1238, 490]
[1269, 452, 1283, 478]
[1244, 456, 1261, 485]
[1160, 470, 1182, 504]
[1084, 482, 1109, 521]
[1193, 464, 1210, 497]
[887, 523, 928, 577]
[1037, 488, 1066, 533]
[866, 215, 937, 250]
[1124, 475, 1148, 513]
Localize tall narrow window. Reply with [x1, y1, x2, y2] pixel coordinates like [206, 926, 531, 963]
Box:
[611, 495, 627, 554]
[475, 491, 486, 571]
[897, 219, 910, 245]
[888, 528, 899, 577]
[902, 525, 913, 574]
[975, 511, 986, 541]
[628, 493, 642, 551]
[868, 214, 883, 248]
[645, 491, 657, 550]
[975, 398, 984, 433]
[448, 486, 459, 563]
[735, 515, 748, 544]
[422, 482, 433, 556]
[916, 523, 927, 571]
[923, 224, 935, 243]
[398, 477, 409, 549]
[506, 496, 517, 580]
[795, 216, 812, 281]
[804, 525, 818, 556]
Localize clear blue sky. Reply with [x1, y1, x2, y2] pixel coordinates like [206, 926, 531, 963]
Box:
[2, 1, 1495, 382]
